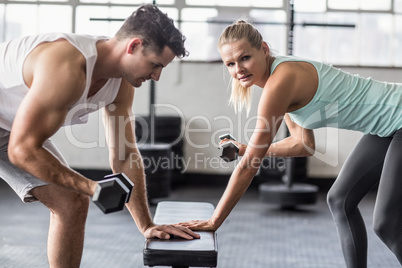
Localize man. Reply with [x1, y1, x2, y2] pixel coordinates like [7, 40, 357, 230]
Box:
[0, 4, 199, 268]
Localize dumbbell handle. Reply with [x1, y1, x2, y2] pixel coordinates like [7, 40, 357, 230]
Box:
[219, 133, 236, 141]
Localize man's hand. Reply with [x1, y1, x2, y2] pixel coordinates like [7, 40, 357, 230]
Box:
[144, 223, 201, 240]
[177, 219, 217, 232]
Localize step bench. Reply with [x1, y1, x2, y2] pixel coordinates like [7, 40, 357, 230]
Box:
[143, 201, 218, 268]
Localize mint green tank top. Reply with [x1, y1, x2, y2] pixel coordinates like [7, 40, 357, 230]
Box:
[273, 56, 402, 137]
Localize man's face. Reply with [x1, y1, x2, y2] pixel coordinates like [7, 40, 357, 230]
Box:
[122, 42, 175, 88]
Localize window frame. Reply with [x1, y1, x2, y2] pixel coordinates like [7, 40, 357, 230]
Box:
[0, 0, 401, 67]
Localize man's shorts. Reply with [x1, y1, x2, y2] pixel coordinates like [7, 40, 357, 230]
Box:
[0, 128, 68, 203]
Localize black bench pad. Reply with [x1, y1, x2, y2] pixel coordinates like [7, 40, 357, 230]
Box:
[143, 201, 218, 267]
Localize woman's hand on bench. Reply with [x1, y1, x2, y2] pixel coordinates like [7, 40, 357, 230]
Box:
[144, 223, 201, 240]
[177, 219, 217, 231]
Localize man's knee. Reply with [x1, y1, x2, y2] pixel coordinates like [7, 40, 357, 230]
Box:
[32, 185, 90, 218]
[52, 192, 90, 227]
[65, 192, 90, 217]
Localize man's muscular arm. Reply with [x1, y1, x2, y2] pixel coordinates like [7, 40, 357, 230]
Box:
[103, 80, 199, 239]
[102, 80, 153, 232]
[8, 40, 97, 196]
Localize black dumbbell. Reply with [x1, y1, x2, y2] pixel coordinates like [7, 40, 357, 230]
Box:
[219, 133, 239, 162]
[92, 173, 134, 214]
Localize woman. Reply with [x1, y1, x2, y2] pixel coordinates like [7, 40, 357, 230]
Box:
[180, 20, 402, 267]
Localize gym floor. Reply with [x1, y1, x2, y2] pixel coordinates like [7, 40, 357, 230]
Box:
[0, 177, 400, 268]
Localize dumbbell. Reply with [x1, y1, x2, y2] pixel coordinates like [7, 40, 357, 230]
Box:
[92, 173, 134, 214]
[219, 133, 239, 162]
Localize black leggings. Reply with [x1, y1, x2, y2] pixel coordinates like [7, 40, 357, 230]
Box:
[327, 129, 402, 268]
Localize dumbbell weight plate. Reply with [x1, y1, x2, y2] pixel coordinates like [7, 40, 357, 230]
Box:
[104, 173, 134, 203]
[93, 178, 129, 214]
[219, 141, 239, 162]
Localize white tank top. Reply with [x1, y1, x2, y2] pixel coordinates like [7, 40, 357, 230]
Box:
[0, 33, 122, 131]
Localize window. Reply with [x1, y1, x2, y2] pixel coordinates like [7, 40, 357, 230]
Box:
[294, 12, 358, 65]
[249, 9, 287, 56]
[0, 0, 401, 67]
[395, 15, 402, 66]
[76, 6, 177, 37]
[186, 0, 283, 8]
[4, 4, 72, 40]
[294, 0, 400, 66]
[396, 0, 402, 13]
[360, 13, 393, 66]
[324, 13, 358, 65]
[76, 6, 136, 36]
[8, 0, 67, 2]
[294, 0, 326, 12]
[328, 0, 392, 11]
[181, 7, 287, 61]
[0, 5, 4, 42]
[80, 0, 173, 3]
[181, 8, 219, 61]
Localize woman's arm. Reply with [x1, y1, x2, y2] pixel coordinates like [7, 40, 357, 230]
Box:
[231, 114, 315, 158]
[181, 73, 292, 230]
[180, 61, 318, 231]
[267, 114, 315, 157]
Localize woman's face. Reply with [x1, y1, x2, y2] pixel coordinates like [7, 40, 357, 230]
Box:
[220, 39, 269, 88]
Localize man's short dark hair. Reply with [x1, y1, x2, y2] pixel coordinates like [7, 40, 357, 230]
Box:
[115, 4, 188, 58]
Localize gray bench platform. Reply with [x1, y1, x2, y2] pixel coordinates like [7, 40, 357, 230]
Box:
[143, 201, 218, 268]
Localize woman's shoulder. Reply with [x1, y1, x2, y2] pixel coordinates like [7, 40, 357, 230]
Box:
[271, 55, 315, 72]
[267, 56, 319, 107]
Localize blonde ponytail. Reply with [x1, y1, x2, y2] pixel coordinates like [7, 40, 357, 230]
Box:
[229, 78, 252, 115]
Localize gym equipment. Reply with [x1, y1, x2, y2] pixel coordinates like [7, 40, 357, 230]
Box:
[219, 133, 239, 162]
[135, 115, 185, 185]
[92, 173, 134, 214]
[137, 143, 172, 200]
[258, 0, 318, 210]
[259, 157, 318, 209]
[143, 201, 218, 268]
